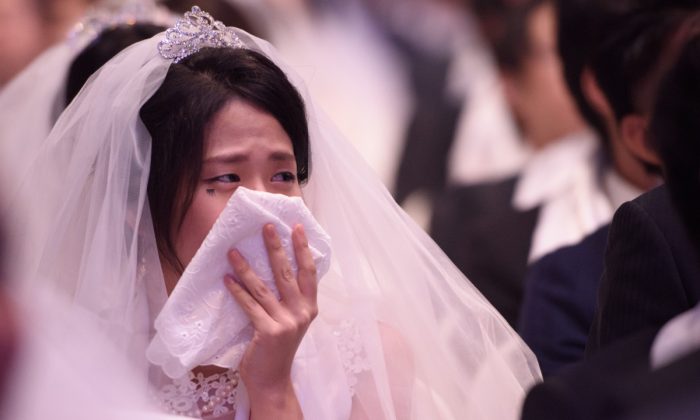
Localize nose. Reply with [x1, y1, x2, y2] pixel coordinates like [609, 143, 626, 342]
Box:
[242, 177, 269, 194]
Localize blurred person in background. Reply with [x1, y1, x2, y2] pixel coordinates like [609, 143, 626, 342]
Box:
[0, 1, 172, 197]
[430, 0, 592, 326]
[517, 0, 693, 377]
[0, 3, 174, 286]
[363, 0, 472, 228]
[0, 0, 94, 86]
[0, 0, 44, 86]
[586, 4, 700, 357]
[354, 0, 523, 231]
[445, 0, 529, 194]
[520, 30, 700, 420]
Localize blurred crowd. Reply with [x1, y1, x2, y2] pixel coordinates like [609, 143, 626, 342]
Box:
[2, 0, 700, 419]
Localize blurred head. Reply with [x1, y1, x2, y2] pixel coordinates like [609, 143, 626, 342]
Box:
[474, 0, 586, 148]
[556, 0, 612, 145]
[588, 8, 700, 172]
[66, 23, 166, 106]
[0, 0, 44, 86]
[140, 47, 309, 279]
[650, 34, 700, 251]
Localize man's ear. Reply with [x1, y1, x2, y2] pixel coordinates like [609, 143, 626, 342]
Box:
[581, 68, 614, 120]
[620, 114, 662, 166]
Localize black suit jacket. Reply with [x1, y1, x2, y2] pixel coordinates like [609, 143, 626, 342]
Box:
[522, 327, 700, 420]
[587, 185, 700, 354]
[519, 224, 609, 377]
[392, 37, 463, 205]
[430, 176, 539, 326]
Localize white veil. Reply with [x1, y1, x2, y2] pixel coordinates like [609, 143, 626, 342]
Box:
[0, 0, 173, 193]
[18, 17, 541, 420]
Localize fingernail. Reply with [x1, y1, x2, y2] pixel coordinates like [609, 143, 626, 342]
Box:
[229, 249, 242, 262]
[295, 224, 308, 245]
[264, 223, 276, 239]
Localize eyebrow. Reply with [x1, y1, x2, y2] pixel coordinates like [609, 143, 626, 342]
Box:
[203, 151, 295, 164]
[269, 151, 295, 162]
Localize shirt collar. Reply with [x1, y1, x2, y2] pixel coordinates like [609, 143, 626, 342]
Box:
[513, 129, 600, 211]
[603, 167, 645, 210]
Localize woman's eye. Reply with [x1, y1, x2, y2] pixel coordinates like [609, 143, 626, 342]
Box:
[271, 172, 296, 182]
[213, 174, 240, 183]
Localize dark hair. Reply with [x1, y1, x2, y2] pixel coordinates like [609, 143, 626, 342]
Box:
[66, 23, 166, 106]
[555, 0, 610, 144]
[471, 0, 548, 73]
[140, 47, 310, 272]
[650, 35, 700, 248]
[591, 8, 700, 122]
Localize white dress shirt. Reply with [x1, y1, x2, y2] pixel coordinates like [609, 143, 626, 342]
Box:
[513, 130, 643, 262]
[652, 303, 700, 369]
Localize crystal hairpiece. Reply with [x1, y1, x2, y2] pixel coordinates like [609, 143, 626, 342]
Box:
[158, 6, 246, 63]
[67, 1, 174, 50]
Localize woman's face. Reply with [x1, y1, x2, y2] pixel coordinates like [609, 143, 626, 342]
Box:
[172, 98, 302, 271]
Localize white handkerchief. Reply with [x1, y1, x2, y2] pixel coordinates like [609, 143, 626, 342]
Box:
[147, 187, 332, 379]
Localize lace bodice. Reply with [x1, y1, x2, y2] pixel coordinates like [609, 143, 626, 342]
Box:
[156, 370, 239, 419]
[334, 319, 371, 394]
[153, 318, 370, 419]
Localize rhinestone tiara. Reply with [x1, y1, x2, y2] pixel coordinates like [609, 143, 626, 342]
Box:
[158, 6, 245, 63]
[68, 1, 174, 50]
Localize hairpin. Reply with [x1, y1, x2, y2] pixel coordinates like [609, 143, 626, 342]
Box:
[158, 6, 245, 63]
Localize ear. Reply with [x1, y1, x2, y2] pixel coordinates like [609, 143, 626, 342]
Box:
[619, 114, 662, 166]
[581, 68, 614, 121]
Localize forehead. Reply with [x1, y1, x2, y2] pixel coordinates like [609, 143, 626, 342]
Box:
[204, 99, 293, 155]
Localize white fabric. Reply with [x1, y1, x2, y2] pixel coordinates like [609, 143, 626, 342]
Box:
[0, 43, 74, 197]
[0, 0, 172, 198]
[514, 130, 626, 261]
[1, 289, 195, 420]
[148, 187, 331, 379]
[651, 304, 700, 369]
[17, 24, 541, 420]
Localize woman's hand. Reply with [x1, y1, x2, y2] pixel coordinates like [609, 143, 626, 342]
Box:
[224, 223, 318, 419]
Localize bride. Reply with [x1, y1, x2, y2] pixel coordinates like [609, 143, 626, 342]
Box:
[19, 7, 540, 419]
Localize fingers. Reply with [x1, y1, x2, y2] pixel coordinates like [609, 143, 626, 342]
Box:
[227, 249, 283, 320]
[224, 274, 273, 330]
[292, 224, 318, 301]
[224, 224, 319, 333]
[262, 224, 301, 302]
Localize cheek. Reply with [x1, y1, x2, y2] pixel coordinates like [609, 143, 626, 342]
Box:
[290, 182, 303, 198]
[174, 190, 228, 267]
